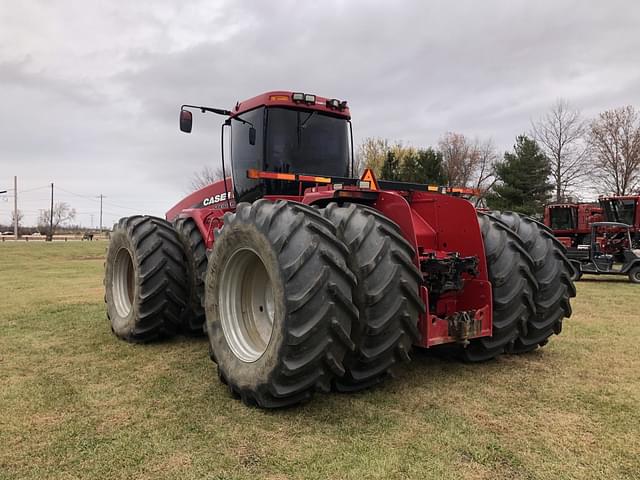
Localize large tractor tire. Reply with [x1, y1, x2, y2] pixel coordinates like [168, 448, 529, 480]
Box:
[461, 212, 537, 361]
[104, 216, 187, 343]
[204, 200, 357, 408]
[174, 217, 207, 335]
[322, 203, 424, 392]
[492, 212, 576, 352]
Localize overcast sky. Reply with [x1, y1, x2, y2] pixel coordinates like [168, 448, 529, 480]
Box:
[1, 0, 639, 227]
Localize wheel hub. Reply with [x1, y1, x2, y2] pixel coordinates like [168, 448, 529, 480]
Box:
[219, 248, 275, 362]
[113, 247, 135, 317]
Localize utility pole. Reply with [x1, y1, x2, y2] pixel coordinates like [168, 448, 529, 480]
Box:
[49, 182, 54, 241]
[13, 176, 18, 240]
[0, 189, 7, 234]
[98, 194, 104, 232]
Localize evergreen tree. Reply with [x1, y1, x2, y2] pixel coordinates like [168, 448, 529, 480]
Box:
[380, 150, 401, 181]
[487, 135, 553, 216]
[400, 147, 447, 184]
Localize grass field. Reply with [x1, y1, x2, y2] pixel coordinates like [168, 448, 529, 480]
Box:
[1, 242, 639, 480]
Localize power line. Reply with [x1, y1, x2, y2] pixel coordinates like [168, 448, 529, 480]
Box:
[20, 185, 51, 194]
[56, 186, 140, 213]
[2, 185, 51, 194]
[56, 186, 100, 201]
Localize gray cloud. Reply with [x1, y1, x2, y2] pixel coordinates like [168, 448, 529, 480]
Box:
[1, 0, 639, 225]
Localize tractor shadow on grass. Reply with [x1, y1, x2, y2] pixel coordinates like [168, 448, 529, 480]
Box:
[576, 276, 632, 284]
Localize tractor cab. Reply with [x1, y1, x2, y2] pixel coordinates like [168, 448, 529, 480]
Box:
[599, 196, 640, 249]
[179, 91, 353, 204]
[543, 203, 603, 248]
[569, 221, 640, 283]
[599, 196, 638, 228]
[546, 204, 577, 231]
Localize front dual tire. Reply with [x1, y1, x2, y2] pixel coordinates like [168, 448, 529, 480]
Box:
[204, 200, 358, 408]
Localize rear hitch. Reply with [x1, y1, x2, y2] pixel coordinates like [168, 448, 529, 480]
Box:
[421, 253, 479, 304]
[446, 310, 481, 346]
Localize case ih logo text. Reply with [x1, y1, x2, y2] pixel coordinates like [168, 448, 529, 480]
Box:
[203, 192, 233, 206]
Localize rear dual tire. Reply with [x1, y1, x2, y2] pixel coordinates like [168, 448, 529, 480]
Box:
[104, 216, 187, 342]
[492, 212, 576, 352]
[174, 218, 208, 335]
[461, 212, 537, 361]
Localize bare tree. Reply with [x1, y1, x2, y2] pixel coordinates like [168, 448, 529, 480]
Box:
[532, 99, 589, 202]
[471, 139, 498, 205]
[438, 132, 479, 186]
[38, 202, 76, 235]
[353, 150, 368, 177]
[10, 209, 24, 228]
[356, 137, 390, 176]
[589, 105, 640, 196]
[189, 165, 224, 191]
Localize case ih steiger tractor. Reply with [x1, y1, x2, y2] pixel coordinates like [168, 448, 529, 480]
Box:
[104, 91, 576, 408]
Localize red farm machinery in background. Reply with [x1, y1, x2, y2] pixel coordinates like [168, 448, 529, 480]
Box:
[544, 197, 640, 283]
[544, 202, 604, 248]
[599, 195, 640, 245]
[104, 91, 576, 408]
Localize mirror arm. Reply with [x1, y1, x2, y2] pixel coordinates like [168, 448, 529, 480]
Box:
[181, 104, 232, 116]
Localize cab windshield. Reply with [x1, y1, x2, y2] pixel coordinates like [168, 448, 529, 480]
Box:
[602, 199, 636, 226]
[550, 207, 576, 230]
[265, 107, 349, 179]
[230, 106, 351, 202]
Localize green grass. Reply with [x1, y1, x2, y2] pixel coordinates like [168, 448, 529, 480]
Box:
[1, 242, 639, 480]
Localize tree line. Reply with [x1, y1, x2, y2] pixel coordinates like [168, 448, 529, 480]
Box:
[357, 102, 640, 216]
[2, 202, 78, 237]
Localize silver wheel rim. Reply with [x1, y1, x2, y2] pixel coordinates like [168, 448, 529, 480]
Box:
[219, 248, 275, 362]
[113, 247, 135, 317]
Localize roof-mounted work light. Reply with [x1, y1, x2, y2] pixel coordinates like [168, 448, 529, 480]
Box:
[292, 92, 305, 102]
[326, 98, 341, 109]
[304, 94, 316, 104]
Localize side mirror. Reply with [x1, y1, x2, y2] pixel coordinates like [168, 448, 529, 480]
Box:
[249, 127, 256, 145]
[180, 110, 193, 133]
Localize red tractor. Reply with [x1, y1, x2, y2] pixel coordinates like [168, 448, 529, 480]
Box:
[104, 91, 576, 408]
[544, 202, 604, 248]
[599, 195, 640, 248]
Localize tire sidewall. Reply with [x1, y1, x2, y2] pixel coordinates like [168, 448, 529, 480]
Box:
[105, 227, 139, 337]
[175, 218, 206, 321]
[630, 266, 640, 284]
[205, 221, 287, 391]
[177, 219, 199, 307]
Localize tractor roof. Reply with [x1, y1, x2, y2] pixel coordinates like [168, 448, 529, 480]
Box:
[591, 221, 632, 228]
[547, 202, 599, 208]
[599, 195, 640, 201]
[231, 91, 351, 120]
